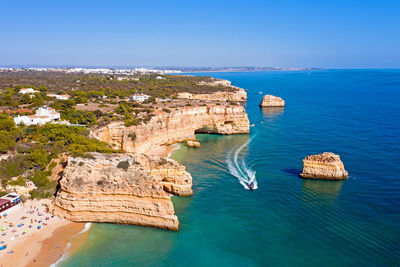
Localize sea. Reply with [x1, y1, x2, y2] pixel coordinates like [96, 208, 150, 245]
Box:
[59, 70, 400, 266]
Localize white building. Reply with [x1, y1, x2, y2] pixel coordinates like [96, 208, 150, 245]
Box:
[36, 106, 60, 120]
[47, 93, 70, 100]
[14, 106, 60, 126]
[131, 93, 149, 102]
[19, 88, 40, 94]
[14, 115, 52, 126]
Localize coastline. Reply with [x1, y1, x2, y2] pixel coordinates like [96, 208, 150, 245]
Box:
[39, 144, 179, 266]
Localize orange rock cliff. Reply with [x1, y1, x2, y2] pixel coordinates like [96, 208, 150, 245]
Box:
[90, 104, 250, 154]
[52, 153, 193, 231]
[53, 89, 250, 231]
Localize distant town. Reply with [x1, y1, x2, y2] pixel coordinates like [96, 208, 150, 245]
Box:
[0, 66, 323, 75]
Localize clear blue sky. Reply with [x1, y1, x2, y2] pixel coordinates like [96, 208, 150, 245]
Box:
[0, 0, 399, 68]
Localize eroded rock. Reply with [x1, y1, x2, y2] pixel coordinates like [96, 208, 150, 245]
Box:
[91, 105, 249, 154]
[259, 94, 285, 107]
[300, 152, 348, 180]
[52, 153, 193, 231]
[177, 88, 247, 102]
[187, 141, 200, 148]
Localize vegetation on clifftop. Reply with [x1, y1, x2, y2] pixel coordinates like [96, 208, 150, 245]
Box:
[0, 71, 237, 99]
[0, 118, 115, 198]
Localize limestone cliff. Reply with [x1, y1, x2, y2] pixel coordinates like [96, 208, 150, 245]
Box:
[259, 94, 285, 107]
[90, 104, 250, 154]
[52, 153, 193, 231]
[300, 152, 348, 180]
[177, 88, 247, 102]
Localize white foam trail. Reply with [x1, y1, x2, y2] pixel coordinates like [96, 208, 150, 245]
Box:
[227, 133, 258, 190]
[50, 223, 92, 267]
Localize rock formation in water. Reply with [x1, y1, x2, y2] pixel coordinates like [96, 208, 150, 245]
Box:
[300, 152, 348, 180]
[52, 153, 193, 231]
[187, 141, 200, 148]
[259, 94, 285, 107]
[90, 104, 249, 154]
[177, 88, 247, 102]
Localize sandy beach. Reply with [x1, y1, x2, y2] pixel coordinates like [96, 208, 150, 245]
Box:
[146, 144, 180, 158]
[0, 199, 85, 267]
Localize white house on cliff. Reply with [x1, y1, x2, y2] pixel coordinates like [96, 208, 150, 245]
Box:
[131, 93, 149, 102]
[14, 106, 60, 126]
[47, 93, 71, 100]
[19, 88, 40, 94]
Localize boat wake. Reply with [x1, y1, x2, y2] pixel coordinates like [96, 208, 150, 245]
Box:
[226, 134, 258, 190]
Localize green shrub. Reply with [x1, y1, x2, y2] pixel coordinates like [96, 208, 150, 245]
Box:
[8, 176, 27, 186]
[27, 148, 49, 169]
[29, 189, 53, 199]
[117, 160, 130, 171]
[48, 161, 57, 172]
[128, 133, 136, 141]
[0, 155, 28, 179]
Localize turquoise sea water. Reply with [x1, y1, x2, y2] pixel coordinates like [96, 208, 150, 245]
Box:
[60, 70, 400, 266]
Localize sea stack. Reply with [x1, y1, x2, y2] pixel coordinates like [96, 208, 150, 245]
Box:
[187, 140, 200, 148]
[300, 152, 348, 180]
[259, 94, 285, 107]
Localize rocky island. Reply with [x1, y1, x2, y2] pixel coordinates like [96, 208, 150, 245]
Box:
[300, 152, 349, 180]
[259, 94, 285, 107]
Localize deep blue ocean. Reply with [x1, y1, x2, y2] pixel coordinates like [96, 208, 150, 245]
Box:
[60, 70, 400, 266]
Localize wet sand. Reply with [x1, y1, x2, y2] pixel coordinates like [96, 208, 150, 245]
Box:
[27, 222, 86, 267]
[146, 144, 178, 158]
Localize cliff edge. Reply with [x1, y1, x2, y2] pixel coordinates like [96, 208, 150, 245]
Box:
[52, 153, 193, 231]
[90, 104, 250, 154]
[177, 90, 247, 102]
